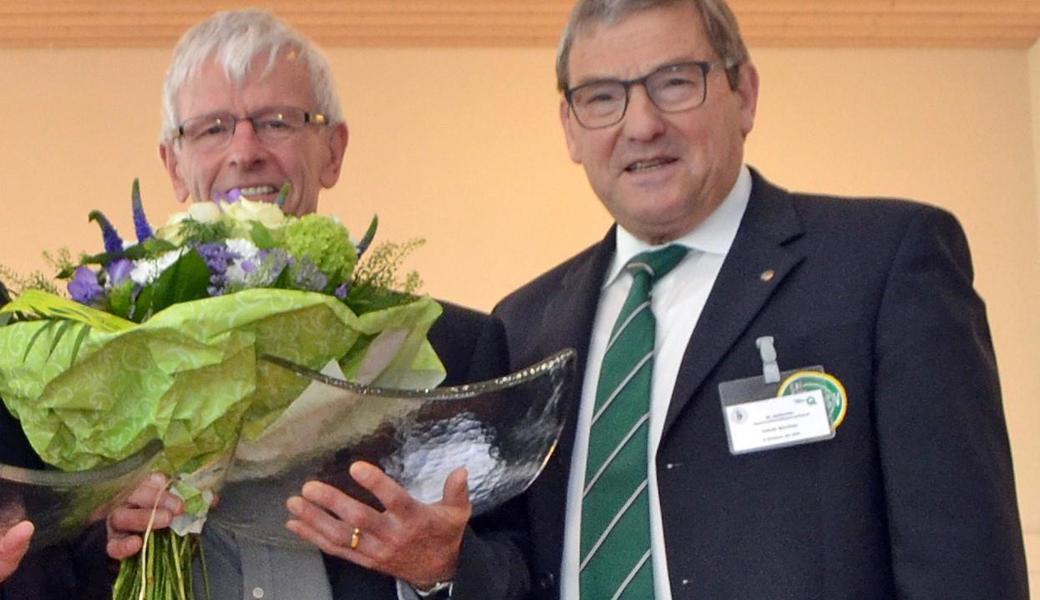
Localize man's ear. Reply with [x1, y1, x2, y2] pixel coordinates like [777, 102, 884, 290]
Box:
[159, 143, 190, 203]
[560, 98, 582, 164]
[734, 62, 759, 138]
[320, 122, 349, 189]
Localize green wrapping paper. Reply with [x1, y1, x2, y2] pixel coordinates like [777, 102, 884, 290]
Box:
[0, 288, 445, 480]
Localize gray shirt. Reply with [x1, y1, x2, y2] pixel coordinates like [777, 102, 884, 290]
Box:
[194, 522, 334, 600]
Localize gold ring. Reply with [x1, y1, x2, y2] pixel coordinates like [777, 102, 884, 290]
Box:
[350, 527, 361, 550]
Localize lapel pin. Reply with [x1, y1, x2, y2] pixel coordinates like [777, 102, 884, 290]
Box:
[759, 269, 775, 282]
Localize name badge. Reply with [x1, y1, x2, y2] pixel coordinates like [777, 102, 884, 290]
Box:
[722, 389, 834, 454]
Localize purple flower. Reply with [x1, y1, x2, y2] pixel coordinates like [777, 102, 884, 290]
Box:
[196, 243, 235, 275]
[88, 211, 124, 256]
[107, 259, 132, 285]
[131, 179, 154, 242]
[68, 267, 104, 305]
[334, 282, 350, 299]
[195, 242, 236, 294]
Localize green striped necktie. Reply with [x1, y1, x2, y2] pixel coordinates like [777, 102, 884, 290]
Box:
[580, 244, 688, 600]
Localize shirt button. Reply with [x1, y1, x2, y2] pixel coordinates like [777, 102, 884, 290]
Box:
[682, 579, 690, 586]
[252, 587, 265, 599]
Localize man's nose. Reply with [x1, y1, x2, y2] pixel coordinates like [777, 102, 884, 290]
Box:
[621, 85, 667, 141]
[225, 119, 266, 168]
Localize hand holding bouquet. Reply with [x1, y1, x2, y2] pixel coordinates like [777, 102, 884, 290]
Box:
[0, 182, 445, 599]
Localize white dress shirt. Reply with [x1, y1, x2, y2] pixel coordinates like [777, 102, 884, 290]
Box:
[560, 165, 751, 599]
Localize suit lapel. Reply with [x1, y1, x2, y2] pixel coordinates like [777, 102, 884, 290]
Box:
[538, 230, 614, 468]
[663, 172, 806, 437]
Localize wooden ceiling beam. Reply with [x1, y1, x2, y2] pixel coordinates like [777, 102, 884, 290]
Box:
[0, 1, 1036, 49]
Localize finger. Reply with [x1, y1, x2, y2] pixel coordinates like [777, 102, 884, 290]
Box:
[350, 461, 416, 516]
[106, 533, 143, 560]
[298, 479, 383, 527]
[0, 521, 32, 581]
[440, 467, 471, 509]
[284, 516, 375, 568]
[107, 504, 176, 536]
[286, 493, 374, 549]
[124, 473, 165, 505]
[124, 473, 182, 514]
[0, 521, 33, 551]
[285, 496, 383, 569]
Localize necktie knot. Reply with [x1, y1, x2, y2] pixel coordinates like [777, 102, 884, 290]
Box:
[626, 244, 688, 287]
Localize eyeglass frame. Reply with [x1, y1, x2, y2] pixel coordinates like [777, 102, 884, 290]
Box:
[563, 60, 734, 129]
[174, 106, 329, 150]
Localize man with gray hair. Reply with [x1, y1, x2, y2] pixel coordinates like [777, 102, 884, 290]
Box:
[97, 9, 527, 600]
[492, 0, 1029, 597]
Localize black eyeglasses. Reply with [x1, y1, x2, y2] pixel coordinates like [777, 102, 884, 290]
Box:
[564, 61, 729, 129]
[176, 106, 328, 150]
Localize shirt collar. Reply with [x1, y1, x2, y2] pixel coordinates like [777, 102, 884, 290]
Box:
[605, 164, 752, 287]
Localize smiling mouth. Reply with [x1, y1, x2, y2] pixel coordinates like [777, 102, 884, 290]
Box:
[227, 185, 278, 200]
[625, 158, 677, 173]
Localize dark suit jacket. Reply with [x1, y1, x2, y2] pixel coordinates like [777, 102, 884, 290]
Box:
[493, 170, 1028, 599]
[0, 283, 117, 600]
[0, 298, 529, 600]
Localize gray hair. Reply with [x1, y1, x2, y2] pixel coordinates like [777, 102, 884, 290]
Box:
[555, 0, 749, 92]
[161, 9, 342, 142]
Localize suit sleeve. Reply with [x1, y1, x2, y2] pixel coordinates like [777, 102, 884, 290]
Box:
[872, 207, 1028, 598]
[449, 316, 532, 600]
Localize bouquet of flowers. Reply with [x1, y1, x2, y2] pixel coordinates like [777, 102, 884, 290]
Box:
[0, 182, 446, 599]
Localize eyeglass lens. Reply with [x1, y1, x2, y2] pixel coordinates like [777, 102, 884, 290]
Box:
[569, 62, 709, 128]
[179, 107, 320, 149]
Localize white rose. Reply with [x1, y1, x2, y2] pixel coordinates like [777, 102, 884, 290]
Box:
[224, 199, 287, 229]
[187, 201, 223, 224]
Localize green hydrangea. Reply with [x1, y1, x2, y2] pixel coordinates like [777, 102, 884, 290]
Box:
[283, 214, 357, 285]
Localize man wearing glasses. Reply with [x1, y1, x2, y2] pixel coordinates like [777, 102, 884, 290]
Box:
[492, 0, 1029, 598]
[91, 9, 522, 600]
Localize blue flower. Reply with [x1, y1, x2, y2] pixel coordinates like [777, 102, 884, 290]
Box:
[196, 243, 235, 275]
[108, 259, 133, 285]
[68, 267, 105, 305]
[88, 211, 124, 256]
[131, 179, 154, 242]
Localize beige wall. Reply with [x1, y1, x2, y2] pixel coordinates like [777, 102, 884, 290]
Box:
[1028, 39, 1040, 587]
[1033, 41, 1040, 253]
[1, 45, 1038, 581]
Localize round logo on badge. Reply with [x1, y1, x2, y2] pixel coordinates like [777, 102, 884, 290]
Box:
[777, 371, 848, 428]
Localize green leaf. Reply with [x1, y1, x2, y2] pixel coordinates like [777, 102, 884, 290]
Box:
[48, 320, 76, 360]
[1, 290, 134, 332]
[346, 283, 418, 315]
[270, 262, 293, 290]
[69, 322, 92, 368]
[137, 238, 178, 257]
[23, 319, 56, 362]
[107, 281, 134, 319]
[58, 239, 179, 279]
[356, 215, 379, 257]
[139, 249, 212, 319]
[275, 183, 292, 208]
[249, 221, 277, 250]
